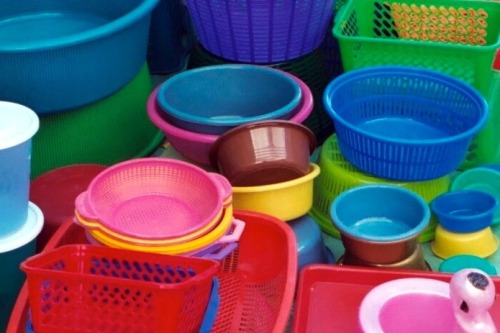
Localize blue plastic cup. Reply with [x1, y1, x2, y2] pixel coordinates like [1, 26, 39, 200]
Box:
[0, 102, 39, 237]
[0, 202, 43, 332]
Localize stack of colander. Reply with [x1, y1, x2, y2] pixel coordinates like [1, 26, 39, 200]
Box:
[73, 157, 245, 260]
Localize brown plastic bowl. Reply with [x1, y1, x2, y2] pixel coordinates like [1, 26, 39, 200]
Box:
[209, 120, 316, 186]
[340, 231, 420, 265]
[340, 243, 430, 271]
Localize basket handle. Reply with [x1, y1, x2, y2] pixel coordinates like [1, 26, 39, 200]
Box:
[197, 242, 238, 261]
[208, 172, 233, 207]
[216, 218, 245, 244]
[74, 191, 101, 228]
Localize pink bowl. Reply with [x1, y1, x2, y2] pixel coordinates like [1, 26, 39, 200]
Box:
[147, 72, 314, 166]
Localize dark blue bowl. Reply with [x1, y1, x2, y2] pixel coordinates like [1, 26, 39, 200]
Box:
[431, 190, 497, 233]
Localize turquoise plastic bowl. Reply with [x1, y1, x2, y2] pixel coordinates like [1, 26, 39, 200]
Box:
[0, 0, 159, 114]
[156, 65, 302, 134]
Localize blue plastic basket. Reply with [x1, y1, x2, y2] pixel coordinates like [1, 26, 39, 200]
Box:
[184, 0, 335, 63]
[323, 66, 489, 181]
[0, 0, 159, 114]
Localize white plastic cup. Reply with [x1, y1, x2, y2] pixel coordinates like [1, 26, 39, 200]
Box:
[0, 102, 39, 237]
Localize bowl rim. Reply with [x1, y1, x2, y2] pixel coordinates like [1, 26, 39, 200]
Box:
[156, 64, 302, 127]
[323, 66, 489, 145]
[0, 0, 160, 52]
[330, 184, 431, 242]
[232, 163, 320, 193]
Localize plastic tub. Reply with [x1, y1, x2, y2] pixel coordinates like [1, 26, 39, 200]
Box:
[0, 0, 159, 114]
[232, 163, 320, 221]
[0, 102, 39, 237]
[439, 255, 497, 276]
[431, 190, 498, 233]
[31, 63, 163, 179]
[330, 184, 430, 264]
[184, 0, 334, 63]
[0, 202, 43, 332]
[147, 71, 313, 166]
[310, 134, 450, 242]
[210, 120, 316, 186]
[156, 65, 302, 135]
[323, 66, 489, 180]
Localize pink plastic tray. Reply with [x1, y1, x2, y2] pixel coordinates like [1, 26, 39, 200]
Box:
[292, 264, 500, 333]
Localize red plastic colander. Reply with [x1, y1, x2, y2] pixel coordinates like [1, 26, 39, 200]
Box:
[74, 157, 232, 240]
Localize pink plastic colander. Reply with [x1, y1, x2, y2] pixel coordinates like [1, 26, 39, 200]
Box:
[147, 71, 314, 165]
[75, 157, 232, 240]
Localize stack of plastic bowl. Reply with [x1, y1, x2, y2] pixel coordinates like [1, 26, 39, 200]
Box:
[0, 1, 162, 178]
[188, 43, 334, 144]
[330, 184, 432, 271]
[73, 157, 245, 259]
[431, 190, 499, 259]
[209, 120, 320, 222]
[0, 102, 44, 332]
[321, 66, 489, 269]
[147, 66, 314, 166]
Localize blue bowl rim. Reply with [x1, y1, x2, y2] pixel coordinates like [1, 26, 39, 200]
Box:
[330, 184, 431, 242]
[156, 64, 302, 127]
[323, 65, 489, 146]
[430, 189, 498, 221]
[0, 0, 160, 52]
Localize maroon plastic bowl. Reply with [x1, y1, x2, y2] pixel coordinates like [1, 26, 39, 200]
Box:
[210, 120, 316, 186]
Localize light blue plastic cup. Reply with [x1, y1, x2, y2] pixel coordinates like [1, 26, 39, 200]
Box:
[0, 102, 39, 237]
[0, 202, 43, 332]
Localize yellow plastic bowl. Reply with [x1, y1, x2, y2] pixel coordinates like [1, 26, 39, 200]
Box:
[311, 135, 451, 242]
[74, 202, 231, 246]
[232, 163, 320, 221]
[85, 205, 234, 254]
[431, 224, 499, 259]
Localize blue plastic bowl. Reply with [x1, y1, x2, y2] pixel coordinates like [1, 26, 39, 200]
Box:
[156, 65, 302, 134]
[330, 185, 430, 242]
[431, 190, 497, 233]
[0, 0, 159, 114]
[323, 66, 489, 181]
[289, 215, 334, 272]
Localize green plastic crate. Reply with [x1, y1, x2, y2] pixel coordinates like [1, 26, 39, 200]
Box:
[333, 0, 500, 167]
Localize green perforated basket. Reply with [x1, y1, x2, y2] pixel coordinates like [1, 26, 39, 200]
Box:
[333, 0, 500, 167]
[310, 134, 451, 243]
[31, 64, 163, 178]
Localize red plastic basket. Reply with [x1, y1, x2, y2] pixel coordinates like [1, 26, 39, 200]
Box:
[8, 210, 297, 333]
[21, 245, 219, 333]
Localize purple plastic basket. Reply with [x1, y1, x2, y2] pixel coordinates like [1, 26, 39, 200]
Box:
[184, 0, 335, 63]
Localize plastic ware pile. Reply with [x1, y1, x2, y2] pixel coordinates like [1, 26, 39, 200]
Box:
[0, 0, 499, 332]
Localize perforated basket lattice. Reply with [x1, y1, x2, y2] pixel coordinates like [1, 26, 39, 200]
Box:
[311, 134, 451, 242]
[184, 0, 335, 63]
[21, 245, 219, 333]
[333, 0, 500, 167]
